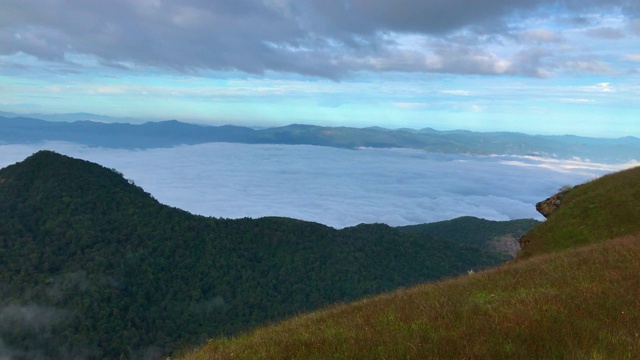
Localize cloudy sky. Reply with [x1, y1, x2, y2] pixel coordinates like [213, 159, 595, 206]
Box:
[1, 0, 639, 136]
[0, 143, 628, 228]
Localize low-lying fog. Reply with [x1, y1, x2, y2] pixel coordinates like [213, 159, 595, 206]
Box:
[1, 142, 632, 228]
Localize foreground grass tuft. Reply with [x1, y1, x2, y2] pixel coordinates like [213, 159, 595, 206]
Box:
[181, 232, 640, 360]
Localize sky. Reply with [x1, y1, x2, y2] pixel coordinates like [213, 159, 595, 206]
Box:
[0, 142, 629, 228]
[0, 0, 639, 137]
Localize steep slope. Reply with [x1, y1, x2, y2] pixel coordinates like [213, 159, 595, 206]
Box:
[518, 166, 640, 258]
[0, 151, 508, 359]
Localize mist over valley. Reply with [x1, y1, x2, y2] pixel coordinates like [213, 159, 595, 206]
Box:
[0, 140, 629, 228]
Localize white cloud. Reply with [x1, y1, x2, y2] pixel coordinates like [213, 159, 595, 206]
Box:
[597, 82, 615, 92]
[471, 104, 485, 112]
[585, 26, 625, 39]
[88, 86, 128, 95]
[559, 98, 595, 103]
[623, 54, 640, 62]
[519, 28, 564, 44]
[441, 90, 471, 96]
[498, 155, 634, 175]
[564, 60, 613, 75]
[586, 82, 616, 92]
[0, 143, 625, 229]
[393, 102, 427, 110]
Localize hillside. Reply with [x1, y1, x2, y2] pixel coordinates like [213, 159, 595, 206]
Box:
[518, 166, 640, 258]
[0, 151, 523, 359]
[181, 166, 640, 359]
[2, 115, 640, 163]
[400, 216, 538, 257]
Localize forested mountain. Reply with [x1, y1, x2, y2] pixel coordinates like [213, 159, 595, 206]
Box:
[400, 216, 539, 257]
[2, 115, 639, 163]
[0, 151, 532, 359]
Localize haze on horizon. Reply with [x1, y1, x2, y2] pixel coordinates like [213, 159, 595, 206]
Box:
[1, 0, 639, 138]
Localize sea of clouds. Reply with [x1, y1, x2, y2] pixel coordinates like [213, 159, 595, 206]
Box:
[0, 142, 632, 228]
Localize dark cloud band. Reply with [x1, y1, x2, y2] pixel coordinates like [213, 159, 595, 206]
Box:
[0, 0, 636, 77]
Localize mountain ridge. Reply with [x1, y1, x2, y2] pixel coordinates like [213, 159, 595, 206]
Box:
[1, 116, 638, 163]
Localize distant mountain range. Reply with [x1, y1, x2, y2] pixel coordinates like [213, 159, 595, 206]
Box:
[0, 151, 537, 359]
[0, 110, 145, 124]
[1, 113, 638, 163]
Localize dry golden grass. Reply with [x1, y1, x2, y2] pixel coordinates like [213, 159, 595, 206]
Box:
[181, 232, 640, 360]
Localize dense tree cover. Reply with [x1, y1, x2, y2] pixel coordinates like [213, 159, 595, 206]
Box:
[400, 216, 539, 251]
[0, 151, 517, 359]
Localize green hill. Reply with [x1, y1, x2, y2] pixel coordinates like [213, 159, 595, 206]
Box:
[0, 151, 521, 359]
[518, 166, 640, 258]
[180, 166, 640, 360]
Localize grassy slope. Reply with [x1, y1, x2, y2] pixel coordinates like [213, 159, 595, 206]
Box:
[181, 166, 640, 359]
[182, 232, 640, 360]
[518, 166, 640, 258]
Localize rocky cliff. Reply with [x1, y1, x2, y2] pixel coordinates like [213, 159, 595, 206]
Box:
[535, 187, 573, 218]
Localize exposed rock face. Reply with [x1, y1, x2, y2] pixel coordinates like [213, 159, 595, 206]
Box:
[536, 189, 570, 218]
[520, 187, 575, 249]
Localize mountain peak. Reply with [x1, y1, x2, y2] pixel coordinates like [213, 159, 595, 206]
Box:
[0, 150, 158, 216]
[26, 149, 68, 161]
[4, 150, 104, 179]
